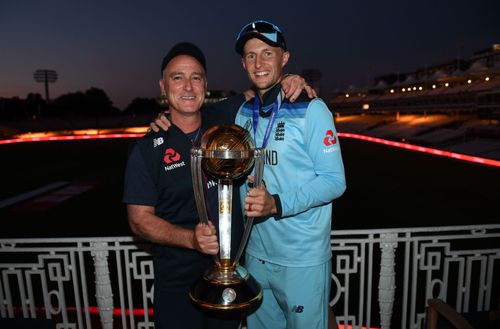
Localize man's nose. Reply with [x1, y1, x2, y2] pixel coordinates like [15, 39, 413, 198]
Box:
[184, 79, 193, 91]
[255, 55, 262, 68]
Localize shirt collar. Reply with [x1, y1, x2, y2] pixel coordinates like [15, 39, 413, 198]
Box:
[255, 83, 282, 117]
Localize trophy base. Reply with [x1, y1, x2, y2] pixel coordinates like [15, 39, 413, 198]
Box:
[189, 265, 262, 311]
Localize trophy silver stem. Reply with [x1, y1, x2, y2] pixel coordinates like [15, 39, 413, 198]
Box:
[218, 179, 232, 263]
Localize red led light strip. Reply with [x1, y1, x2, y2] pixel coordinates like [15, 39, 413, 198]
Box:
[0, 132, 498, 168]
[5, 305, 152, 316]
[69, 306, 153, 316]
[0, 133, 143, 144]
[6, 306, 377, 328]
[338, 132, 500, 168]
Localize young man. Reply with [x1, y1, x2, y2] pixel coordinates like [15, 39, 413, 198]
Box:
[234, 20, 346, 329]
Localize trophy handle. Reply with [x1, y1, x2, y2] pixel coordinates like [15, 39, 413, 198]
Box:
[191, 148, 209, 224]
[191, 147, 220, 265]
[233, 148, 265, 266]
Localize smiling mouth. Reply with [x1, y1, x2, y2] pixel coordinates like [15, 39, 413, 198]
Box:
[254, 72, 270, 80]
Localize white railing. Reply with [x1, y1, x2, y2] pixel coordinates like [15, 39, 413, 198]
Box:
[1, 224, 499, 329]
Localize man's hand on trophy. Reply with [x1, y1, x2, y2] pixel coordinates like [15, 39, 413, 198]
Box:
[149, 111, 171, 133]
[244, 176, 277, 218]
[193, 221, 219, 255]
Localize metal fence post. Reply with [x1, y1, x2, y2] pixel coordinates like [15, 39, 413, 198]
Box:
[91, 242, 113, 329]
[379, 232, 397, 329]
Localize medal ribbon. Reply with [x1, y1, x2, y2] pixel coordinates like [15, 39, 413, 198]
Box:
[252, 90, 283, 148]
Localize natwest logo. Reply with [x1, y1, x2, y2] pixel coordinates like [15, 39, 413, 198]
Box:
[323, 130, 337, 146]
[163, 148, 181, 164]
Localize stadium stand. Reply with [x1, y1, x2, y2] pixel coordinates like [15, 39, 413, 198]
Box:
[330, 44, 500, 160]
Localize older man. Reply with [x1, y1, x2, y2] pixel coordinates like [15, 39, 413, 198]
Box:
[124, 42, 245, 329]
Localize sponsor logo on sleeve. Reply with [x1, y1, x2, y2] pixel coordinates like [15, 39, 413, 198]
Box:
[323, 129, 337, 153]
[323, 130, 337, 146]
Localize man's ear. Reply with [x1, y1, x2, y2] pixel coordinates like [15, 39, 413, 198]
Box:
[281, 51, 290, 68]
[242, 58, 247, 71]
[159, 78, 165, 93]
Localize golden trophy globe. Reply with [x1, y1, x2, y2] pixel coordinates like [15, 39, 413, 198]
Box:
[189, 123, 264, 311]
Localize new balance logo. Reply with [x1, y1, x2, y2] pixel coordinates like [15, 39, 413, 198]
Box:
[291, 305, 304, 313]
[153, 137, 164, 148]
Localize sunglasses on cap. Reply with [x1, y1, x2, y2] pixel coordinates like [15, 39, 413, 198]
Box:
[236, 20, 283, 43]
[235, 20, 287, 55]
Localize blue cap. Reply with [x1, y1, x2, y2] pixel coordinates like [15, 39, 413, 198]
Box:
[235, 20, 287, 56]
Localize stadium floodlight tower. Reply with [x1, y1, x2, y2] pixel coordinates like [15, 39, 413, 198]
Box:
[33, 69, 58, 102]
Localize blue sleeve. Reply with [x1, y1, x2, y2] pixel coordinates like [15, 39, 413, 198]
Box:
[123, 142, 157, 206]
[278, 99, 346, 217]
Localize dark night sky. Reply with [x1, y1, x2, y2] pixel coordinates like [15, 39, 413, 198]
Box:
[1, 0, 499, 109]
